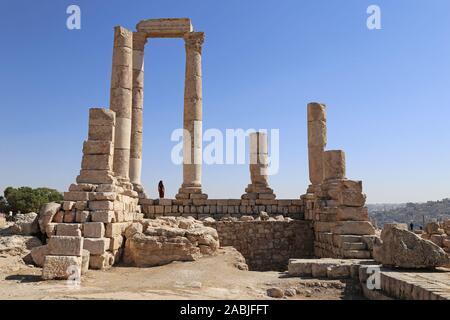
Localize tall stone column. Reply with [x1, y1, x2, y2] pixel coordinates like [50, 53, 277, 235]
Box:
[110, 26, 133, 189]
[176, 32, 207, 200]
[242, 132, 276, 200]
[307, 102, 327, 193]
[129, 31, 147, 197]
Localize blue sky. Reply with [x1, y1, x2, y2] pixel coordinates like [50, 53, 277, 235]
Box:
[1, 0, 450, 203]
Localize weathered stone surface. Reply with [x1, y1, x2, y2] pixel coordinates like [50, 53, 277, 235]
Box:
[425, 222, 440, 235]
[373, 225, 450, 268]
[10, 212, 39, 235]
[123, 217, 219, 267]
[48, 236, 83, 256]
[42, 255, 82, 280]
[31, 245, 49, 267]
[338, 191, 366, 207]
[56, 223, 82, 237]
[323, 150, 345, 181]
[83, 140, 113, 155]
[83, 238, 110, 255]
[267, 287, 284, 298]
[0, 235, 42, 257]
[63, 211, 76, 223]
[38, 202, 61, 234]
[81, 249, 90, 274]
[336, 207, 369, 221]
[136, 18, 193, 37]
[332, 221, 375, 235]
[83, 222, 105, 238]
[89, 252, 115, 270]
[91, 210, 115, 223]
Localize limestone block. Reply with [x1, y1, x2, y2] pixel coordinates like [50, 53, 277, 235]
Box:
[311, 262, 334, 278]
[48, 236, 83, 256]
[82, 154, 113, 171]
[74, 201, 87, 210]
[62, 201, 75, 211]
[425, 222, 440, 235]
[91, 211, 115, 223]
[75, 210, 90, 223]
[53, 211, 64, 223]
[63, 211, 76, 223]
[38, 202, 61, 234]
[89, 108, 116, 126]
[327, 264, 351, 279]
[81, 249, 90, 274]
[77, 170, 115, 184]
[31, 245, 49, 267]
[307, 102, 326, 122]
[89, 192, 117, 201]
[115, 210, 124, 222]
[105, 222, 131, 237]
[63, 191, 89, 202]
[156, 198, 173, 206]
[83, 140, 113, 155]
[336, 207, 369, 221]
[84, 238, 111, 255]
[68, 183, 96, 192]
[323, 150, 346, 180]
[83, 222, 105, 238]
[56, 223, 82, 237]
[89, 201, 114, 211]
[45, 223, 57, 237]
[288, 259, 313, 276]
[136, 18, 193, 37]
[109, 235, 124, 251]
[332, 221, 375, 235]
[89, 252, 115, 270]
[42, 255, 82, 280]
[338, 191, 366, 207]
[88, 124, 115, 142]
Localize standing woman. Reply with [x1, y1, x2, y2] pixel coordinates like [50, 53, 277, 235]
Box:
[158, 181, 165, 199]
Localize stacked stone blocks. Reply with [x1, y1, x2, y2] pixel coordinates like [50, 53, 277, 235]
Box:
[313, 150, 376, 259]
[141, 198, 304, 220]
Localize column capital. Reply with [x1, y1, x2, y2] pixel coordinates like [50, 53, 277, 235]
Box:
[184, 32, 204, 53]
[133, 31, 148, 51]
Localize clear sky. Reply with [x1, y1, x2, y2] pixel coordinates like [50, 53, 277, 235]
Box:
[1, 0, 450, 203]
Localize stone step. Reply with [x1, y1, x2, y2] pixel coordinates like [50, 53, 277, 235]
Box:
[342, 242, 367, 250]
[342, 249, 371, 259]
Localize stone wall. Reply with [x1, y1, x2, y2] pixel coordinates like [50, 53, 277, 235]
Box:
[141, 199, 304, 220]
[204, 219, 314, 271]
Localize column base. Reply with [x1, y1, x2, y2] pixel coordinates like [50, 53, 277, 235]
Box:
[241, 184, 276, 200]
[175, 186, 208, 200]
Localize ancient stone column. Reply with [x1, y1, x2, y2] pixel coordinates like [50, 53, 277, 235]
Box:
[323, 150, 346, 181]
[129, 31, 147, 196]
[75, 108, 117, 186]
[242, 132, 276, 200]
[110, 26, 133, 187]
[176, 32, 207, 200]
[307, 102, 327, 192]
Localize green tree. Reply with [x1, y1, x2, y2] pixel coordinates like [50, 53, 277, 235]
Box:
[1, 187, 63, 214]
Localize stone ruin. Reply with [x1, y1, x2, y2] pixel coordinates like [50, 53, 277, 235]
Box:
[35, 18, 382, 279]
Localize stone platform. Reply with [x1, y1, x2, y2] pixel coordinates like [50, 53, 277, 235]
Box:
[287, 258, 450, 300]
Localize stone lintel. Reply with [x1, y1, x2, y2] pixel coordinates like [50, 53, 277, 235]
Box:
[136, 18, 193, 38]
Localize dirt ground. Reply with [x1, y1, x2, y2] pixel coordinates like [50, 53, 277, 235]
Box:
[0, 247, 364, 300]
